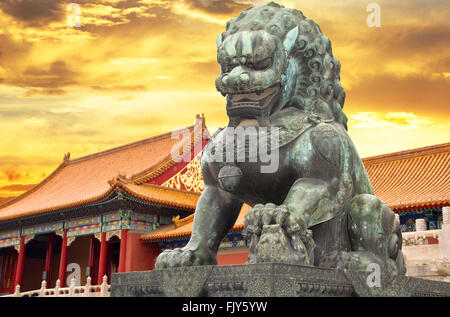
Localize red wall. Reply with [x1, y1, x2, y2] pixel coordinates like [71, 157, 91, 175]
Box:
[217, 248, 249, 265]
[217, 253, 249, 265]
[124, 234, 249, 270]
[125, 232, 161, 272]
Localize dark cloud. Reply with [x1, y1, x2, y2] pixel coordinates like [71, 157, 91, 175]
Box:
[184, 0, 251, 15]
[0, 34, 33, 64]
[359, 25, 450, 61]
[396, 25, 450, 52]
[5, 60, 78, 92]
[345, 74, 450, 118]
[0, 0, 65, 26]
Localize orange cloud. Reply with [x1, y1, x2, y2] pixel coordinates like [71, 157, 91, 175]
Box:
[2, 169, 22, 182]
[0, 184, 36, 192]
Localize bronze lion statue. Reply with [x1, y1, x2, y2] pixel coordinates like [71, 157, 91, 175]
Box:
[155, 2, 405, 276]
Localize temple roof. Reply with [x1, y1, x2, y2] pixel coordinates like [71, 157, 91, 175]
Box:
[119, 183, 200, 210]
[142, 142, 449, 242]
[362, 142, 449, 211]
[0, 116, 207, 222]
[141, 204, 252, 242]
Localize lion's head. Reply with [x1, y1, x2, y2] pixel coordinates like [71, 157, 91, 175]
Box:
[215, 2, 348, 130]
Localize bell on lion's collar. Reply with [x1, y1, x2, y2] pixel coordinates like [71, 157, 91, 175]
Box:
[218, 165, 243, 192]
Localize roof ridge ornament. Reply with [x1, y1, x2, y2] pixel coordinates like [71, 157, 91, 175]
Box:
[63, 152, 71, 163]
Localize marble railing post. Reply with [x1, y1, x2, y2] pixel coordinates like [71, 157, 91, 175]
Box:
[415, 218, 427, 232]
[441, 207, 450, 258]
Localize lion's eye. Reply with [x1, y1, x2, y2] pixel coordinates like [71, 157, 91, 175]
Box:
[222, 63, 236, 73]
[254, 57, 273, 70]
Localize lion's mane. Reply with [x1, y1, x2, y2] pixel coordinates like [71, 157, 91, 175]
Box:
[221, 2, 348, 130]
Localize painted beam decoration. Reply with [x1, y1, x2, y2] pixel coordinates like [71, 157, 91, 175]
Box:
[0, 229, 20, 248]
[22, 221, 64, 236]
[127, 211, 172, 232]
[66, 215, 102, 239]
[102, 211, 122, 232]
[0, 209, 174, 249]
[399, 207, 443, 232]
[220, 233, 249, 249]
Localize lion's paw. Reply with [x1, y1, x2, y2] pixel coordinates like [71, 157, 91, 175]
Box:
[243, 203, 315, 265]
[154, 246, 215, 269]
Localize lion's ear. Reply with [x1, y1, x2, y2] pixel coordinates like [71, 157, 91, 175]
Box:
[217, 33, 223, 51]
[283, 26, 299, 55]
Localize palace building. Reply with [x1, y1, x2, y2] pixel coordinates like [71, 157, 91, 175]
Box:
[0, 115, 449, 294]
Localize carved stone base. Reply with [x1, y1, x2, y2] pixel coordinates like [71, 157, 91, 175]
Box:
[110, 263, 450, 297]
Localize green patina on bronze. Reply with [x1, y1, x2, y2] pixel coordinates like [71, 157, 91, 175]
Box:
[155, 2, 406, 276]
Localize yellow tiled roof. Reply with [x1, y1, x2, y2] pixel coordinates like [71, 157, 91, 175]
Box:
[0, 117, 206, 222]
[141, 204, 252, 241]
[363, 142, 450, 210]
[121, 183, 200, 210]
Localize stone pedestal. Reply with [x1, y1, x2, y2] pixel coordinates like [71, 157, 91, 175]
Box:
[111, 263, 450, 297]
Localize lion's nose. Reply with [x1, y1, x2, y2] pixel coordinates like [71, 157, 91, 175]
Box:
[226, 67, 250, 90]
[239, 73, 250, 85]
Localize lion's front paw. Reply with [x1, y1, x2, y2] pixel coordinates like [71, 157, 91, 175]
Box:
[154, 246, 216, 269]
[243, 203, 315, 265]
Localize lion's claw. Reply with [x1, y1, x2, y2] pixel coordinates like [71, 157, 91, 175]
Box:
[243, 203, 315, 265]
[154, 246, 215, 269]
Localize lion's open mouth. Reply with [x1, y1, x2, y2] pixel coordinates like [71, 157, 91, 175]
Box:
[226, 85, 282, 117]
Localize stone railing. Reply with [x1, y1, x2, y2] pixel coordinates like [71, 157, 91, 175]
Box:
[2, 275, 110, 297]
[402, 229, 441, 246]
[401, 215, 450, 282]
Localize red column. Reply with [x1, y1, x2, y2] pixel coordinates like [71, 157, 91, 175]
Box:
[13, 236, 26, 288]
[87, 235, 95, 279]
[97, 232, 108, 285]
[5, 250, 17, 294]
[118, 229, 128, 273]
[58, 230, 68, 287]
[44, 233, 55, 284]
[9, 252, 18, 294]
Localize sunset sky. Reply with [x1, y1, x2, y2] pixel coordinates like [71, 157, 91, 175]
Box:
[0, 0, 449, 201]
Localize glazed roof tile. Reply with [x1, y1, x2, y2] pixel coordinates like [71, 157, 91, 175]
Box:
[0, 118, 205, 222]
[362, 142, 449, 210]
[141, 204, 252, 241]
[121, 183, 200, 210]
